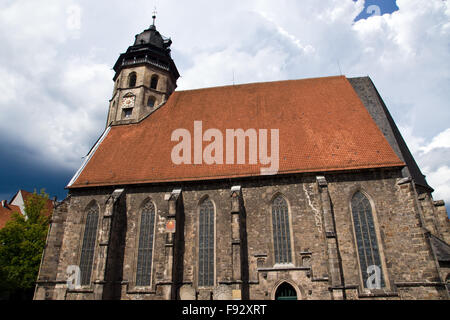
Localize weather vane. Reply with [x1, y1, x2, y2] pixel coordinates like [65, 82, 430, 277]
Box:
[152, 7, 157, 26]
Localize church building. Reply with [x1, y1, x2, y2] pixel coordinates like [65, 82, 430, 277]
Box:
[34, 19, 450, 300]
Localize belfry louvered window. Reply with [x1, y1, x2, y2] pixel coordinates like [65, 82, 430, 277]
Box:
[272, 196, 292, 264]
[198, 198, 214, 287]
[80, 204, 99, 286]
[128, 72, 137, 87]
[136, 200, 156, 286]
[150, 75, 159, 89]
[351, 192, 385, 288]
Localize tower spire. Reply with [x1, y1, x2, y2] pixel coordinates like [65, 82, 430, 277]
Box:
[152, 7, 157, 27]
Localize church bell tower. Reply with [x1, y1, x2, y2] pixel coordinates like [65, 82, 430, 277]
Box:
[106, 14, 179, 126]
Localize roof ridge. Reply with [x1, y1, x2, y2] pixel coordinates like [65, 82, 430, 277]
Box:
[174, 75, 346, 93]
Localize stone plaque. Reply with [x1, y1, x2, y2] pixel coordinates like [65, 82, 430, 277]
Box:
[232, 289, 242, 300]
[213, 285, 232, 300]
[179, 284, 196, 300]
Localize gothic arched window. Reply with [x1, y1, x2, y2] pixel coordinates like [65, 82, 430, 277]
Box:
[198, 198, 214, 287]
[351, 192, 385, 288]
[80, 203, 99, 286]
[272, 195, 292, 264]
[136, 200, 156, 286]
[150, 75, 158, 90]
[147, 96, 156, 108]
[128, 72, 137, 87]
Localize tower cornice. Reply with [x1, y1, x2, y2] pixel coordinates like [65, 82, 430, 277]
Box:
[113, 46, 179, 83]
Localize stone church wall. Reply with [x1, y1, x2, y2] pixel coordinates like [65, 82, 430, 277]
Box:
[35, 167, 449, 300]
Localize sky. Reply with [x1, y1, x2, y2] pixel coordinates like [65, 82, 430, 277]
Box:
[0, 0, 449, 212]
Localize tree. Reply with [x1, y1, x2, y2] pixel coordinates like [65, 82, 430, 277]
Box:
[0, 190, 51, 300]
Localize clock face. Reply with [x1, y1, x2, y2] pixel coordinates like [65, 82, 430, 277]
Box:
[122, 95, 135, 108]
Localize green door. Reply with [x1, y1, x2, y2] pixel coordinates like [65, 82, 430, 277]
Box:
[275, 283, 297, 300]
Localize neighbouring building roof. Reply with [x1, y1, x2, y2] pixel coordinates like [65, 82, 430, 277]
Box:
[0, 201, 21, 229]
[68, 76, 405, 189]
[9, 189, 54, 217]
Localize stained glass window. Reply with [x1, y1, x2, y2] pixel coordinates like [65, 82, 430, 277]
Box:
[272, 196, 292, 264]
[198, 198, 214, 287]
[136, 200, 156, 286]
[80, 204, 99, 286]
[351, 192, 385, 288]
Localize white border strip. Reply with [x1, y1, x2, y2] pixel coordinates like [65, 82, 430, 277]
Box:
[67, 126, 112, 188]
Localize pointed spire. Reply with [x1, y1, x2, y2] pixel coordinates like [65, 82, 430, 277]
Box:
[152, 7, 157, 27]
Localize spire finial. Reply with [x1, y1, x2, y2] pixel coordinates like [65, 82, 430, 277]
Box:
[152, 7, 157, 26]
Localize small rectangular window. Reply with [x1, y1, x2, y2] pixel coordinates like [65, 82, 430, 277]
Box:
[123, 108, 133, 119]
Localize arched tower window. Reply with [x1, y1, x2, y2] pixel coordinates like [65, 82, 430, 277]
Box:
[198, 198, 214, 287]
[80, 203, 99, 286]
[128, 72, 137, 87]
[136, 200, 156, 286]
[147, 96, 156, 108]
[351, 192, 385, 288]
[150, 75, 159, 90]
[272, 195, 292, 264]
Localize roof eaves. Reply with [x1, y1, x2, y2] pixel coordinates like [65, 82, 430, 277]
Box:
[68, 161, 405, 189]
[67, 126, 112, 188]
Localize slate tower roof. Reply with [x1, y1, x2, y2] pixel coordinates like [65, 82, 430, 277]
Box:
[112, 22, 179, 83]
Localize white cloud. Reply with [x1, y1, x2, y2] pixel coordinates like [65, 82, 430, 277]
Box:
[419, 128, 450, 154]
[178, 46, 289, 90]
[0, 0, 449, 208]
[426, 166, 450, 203]
[400, 125, 450, 205]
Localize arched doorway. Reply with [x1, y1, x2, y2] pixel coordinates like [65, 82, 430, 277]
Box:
[275, 282, 298, 300]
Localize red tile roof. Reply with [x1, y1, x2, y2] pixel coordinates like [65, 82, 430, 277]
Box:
[19, 190, 53, 216]
[69, 76, 404, 188]
[9, 189, 54, 217]
[0, 203, 20, 229]
[19, 189, 53, 216]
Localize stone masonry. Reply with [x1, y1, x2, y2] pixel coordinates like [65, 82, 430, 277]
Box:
[34, 168, 450, 300]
